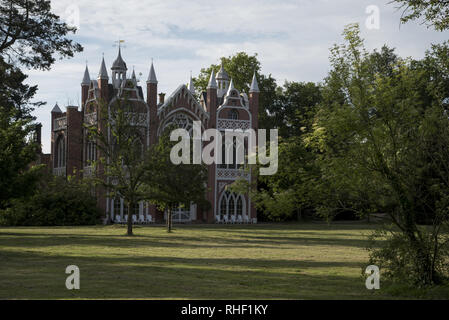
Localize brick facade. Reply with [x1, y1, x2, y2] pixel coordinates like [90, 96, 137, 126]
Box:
[48, 49, 259, 224]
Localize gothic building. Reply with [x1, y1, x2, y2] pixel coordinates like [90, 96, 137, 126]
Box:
[49, 48, 260, 223]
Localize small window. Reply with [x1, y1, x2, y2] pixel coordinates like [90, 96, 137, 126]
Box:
[229, 109, 238, 120]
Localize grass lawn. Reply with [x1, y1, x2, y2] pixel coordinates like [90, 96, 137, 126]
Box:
[0, 222, 447, 299]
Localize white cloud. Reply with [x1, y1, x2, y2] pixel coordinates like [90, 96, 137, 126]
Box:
[30, 0, 449, 153]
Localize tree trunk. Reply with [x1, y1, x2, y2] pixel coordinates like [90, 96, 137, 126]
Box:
[127, 202, 133, 236]
[167, 208, 172, 233]
[297, 208, 302, 222]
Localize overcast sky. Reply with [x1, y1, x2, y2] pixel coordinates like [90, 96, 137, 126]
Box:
[28, 0, 449, 153]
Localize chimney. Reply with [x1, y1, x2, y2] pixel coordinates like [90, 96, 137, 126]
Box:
[159, 93, 165, 105]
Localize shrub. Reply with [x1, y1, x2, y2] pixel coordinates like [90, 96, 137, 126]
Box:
[0, 175, 100, 226]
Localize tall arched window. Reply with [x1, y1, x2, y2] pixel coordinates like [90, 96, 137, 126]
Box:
[134, 202, 140, 216]
[221, 136, 238, 169]
[113, 197, 121, 218]
[236, 196, 243, 215]
[86, 140, 96, 164]
[220, 194, 228, 216]
[55, 136, 66, 168]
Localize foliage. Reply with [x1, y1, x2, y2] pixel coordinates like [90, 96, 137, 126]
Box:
[0, 106, 43, 210]
[0, 0, 83, 70]
[267, 81, 322, 139]
[86, 97, 148, 236]
[0, 57, 42, 119]
[0, 0, 83, 214]
[391, 0, 449, 31]
[307, 23, 449, 285]
[143, 132, 210, 232]
[0, 174, 100, 226]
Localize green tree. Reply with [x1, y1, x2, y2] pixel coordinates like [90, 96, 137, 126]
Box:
[0, 0, 82, 210]
[267, 81, 322, 139]
[391, 0, 449, 31]
[0, 0, 83, 70]
[143, 133, 210, 233]
[86, 98, 148, 236]
[307, 24, 449, 285]
[0, 106, 42, 210]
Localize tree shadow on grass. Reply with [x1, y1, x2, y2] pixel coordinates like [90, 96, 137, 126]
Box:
[0, 250, 376, 300]
[0, 230, 373, 250]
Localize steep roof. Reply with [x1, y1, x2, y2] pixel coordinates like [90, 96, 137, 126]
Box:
[207, 69, 217, 89]
[147, 61, 157, 84]
[216, 63, 229, 80]
[51, 103, 62, 113]
[81, 65, 90, 85]
[249, 72, 260, 93]
[98, 57, 109, 79]
[111, 47, 127, 70]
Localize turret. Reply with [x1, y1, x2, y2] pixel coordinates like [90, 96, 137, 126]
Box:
[206, 69, 217, 129]
[188, 73, 196, 95]
[131, 68, 137, 86]
[216, 62, 230, 98]
[50, 103, 62, 170]
[147, 61, 158, 144]
[98, 56, 109, 102]
[111, 47, 127, 89]
[81, 65, 90, 108]
[249, 72, 260, 130]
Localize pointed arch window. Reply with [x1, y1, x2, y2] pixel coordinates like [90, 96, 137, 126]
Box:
[55, 136, 66, 168]
[236, 196, 243, 215]
[86, 139, 96, 164]
[113, 197, 122, 218]
[218, 192, 246, 219]
[220, 193, 228, 216]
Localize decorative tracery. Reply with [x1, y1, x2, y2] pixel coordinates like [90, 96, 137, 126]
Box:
[218, 191, 246, 218]
[162, 113, 194, 135]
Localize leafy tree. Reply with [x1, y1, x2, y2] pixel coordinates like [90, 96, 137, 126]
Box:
[232, 137, 318, 222]
[86, 98, 148, 236]
[0, 0, 82, 210]
[391, 0, 449, 31]
[0, 58, 42, 119]
[267, 81, 322, 139]
[0, 106, 42, 210]
[143, 133, 210, 232]
[307, 24, 449, 285]
[0, 0, 83, 70]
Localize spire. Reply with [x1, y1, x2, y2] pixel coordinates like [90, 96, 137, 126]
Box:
[98, 56, 109, 80]
[207, 69, 217, 89]
[131, 68, 137, 85]
[132, 68, 136, 80]
[226, 78, 235, 96]
[51, 103, 62, 113]
[147, 61, 157, 84]
[249, 72, 260, 93]
[217, 62, 229, 80]
[81, 65, 90, 85]
[112, 46, 127, 71]
[188, 72, 196, 94]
